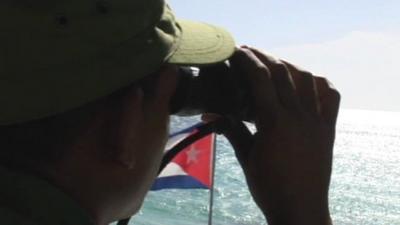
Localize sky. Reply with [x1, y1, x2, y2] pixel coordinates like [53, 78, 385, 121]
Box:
[169, 0, 400, 112]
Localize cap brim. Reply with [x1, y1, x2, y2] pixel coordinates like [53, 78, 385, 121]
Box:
[167, 20, 235, 66]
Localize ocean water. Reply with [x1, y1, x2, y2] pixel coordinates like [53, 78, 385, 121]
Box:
[130, 109, 400, 225]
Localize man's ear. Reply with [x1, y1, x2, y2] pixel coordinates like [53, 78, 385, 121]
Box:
[102, 86, 145, 169]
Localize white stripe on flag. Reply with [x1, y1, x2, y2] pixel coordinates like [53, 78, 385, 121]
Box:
[158, 162, 188, 177]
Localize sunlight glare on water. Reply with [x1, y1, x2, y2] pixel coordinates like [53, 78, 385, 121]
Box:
[130, 109, 400, 225]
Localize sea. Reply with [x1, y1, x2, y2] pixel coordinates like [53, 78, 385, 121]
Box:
[128, 109, 400, 225]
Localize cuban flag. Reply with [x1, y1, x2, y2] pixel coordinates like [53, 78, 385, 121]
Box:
[151, 124, 215, 190]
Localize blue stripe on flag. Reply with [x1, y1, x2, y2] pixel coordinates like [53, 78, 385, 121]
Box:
[169, 122, 203, 138]
[151, 175, 208, 191]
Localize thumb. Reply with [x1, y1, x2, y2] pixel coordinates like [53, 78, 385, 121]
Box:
[222, 119, 254, 169]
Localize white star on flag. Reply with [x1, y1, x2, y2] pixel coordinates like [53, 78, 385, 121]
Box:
[186, 146, 200, 164]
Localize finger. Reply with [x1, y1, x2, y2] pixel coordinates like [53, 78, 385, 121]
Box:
[222, 119, 254, 169]
[230, 49, 279, 128]
[315, 77, 341, 127]
[283, 61, 319, 115]
[246, 47, 300, 110]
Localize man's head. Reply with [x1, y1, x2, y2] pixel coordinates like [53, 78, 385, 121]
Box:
[0, 0, 234, 125]
[0, 0, 235, 223]
[0, 66, 178, 223]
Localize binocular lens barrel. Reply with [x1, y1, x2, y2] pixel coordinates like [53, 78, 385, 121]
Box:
[170, 62, 253, 121]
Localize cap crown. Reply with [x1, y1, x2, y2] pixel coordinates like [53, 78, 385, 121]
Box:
[0, 0, 181, 124]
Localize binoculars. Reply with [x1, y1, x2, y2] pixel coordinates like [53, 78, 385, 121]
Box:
[170, 62, 254, 121]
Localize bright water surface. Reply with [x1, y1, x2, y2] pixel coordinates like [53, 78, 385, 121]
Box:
[130, 109, 400, 225]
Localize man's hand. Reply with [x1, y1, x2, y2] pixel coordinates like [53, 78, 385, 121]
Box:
[216, 47, 340, 225]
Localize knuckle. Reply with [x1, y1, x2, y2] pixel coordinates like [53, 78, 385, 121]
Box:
[331, 89, 341, 101]
[316, 76, 329, 83]
[315, 76, 341, 101]
[316, 76, 333, 88]
[272, 62, 289, 74]
[301, 71, 314, 80]
[240, 48, 254, 57]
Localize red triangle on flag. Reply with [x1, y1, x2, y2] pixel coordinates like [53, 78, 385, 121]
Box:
[172, 134, 215, 187]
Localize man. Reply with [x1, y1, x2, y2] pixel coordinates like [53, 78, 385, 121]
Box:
[0, 0, 340, 225]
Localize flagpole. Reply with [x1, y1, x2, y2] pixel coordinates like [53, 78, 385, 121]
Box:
[208, 133, 217, 225]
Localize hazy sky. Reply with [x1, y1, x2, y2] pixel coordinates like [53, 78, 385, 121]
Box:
[169, 0, 400, 112]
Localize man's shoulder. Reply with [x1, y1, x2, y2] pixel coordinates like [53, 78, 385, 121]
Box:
[0, 206, 38, 225]
[0, 166, 93, 225]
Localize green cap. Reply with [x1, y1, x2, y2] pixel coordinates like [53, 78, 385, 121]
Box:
[0, 0, 235, 125]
